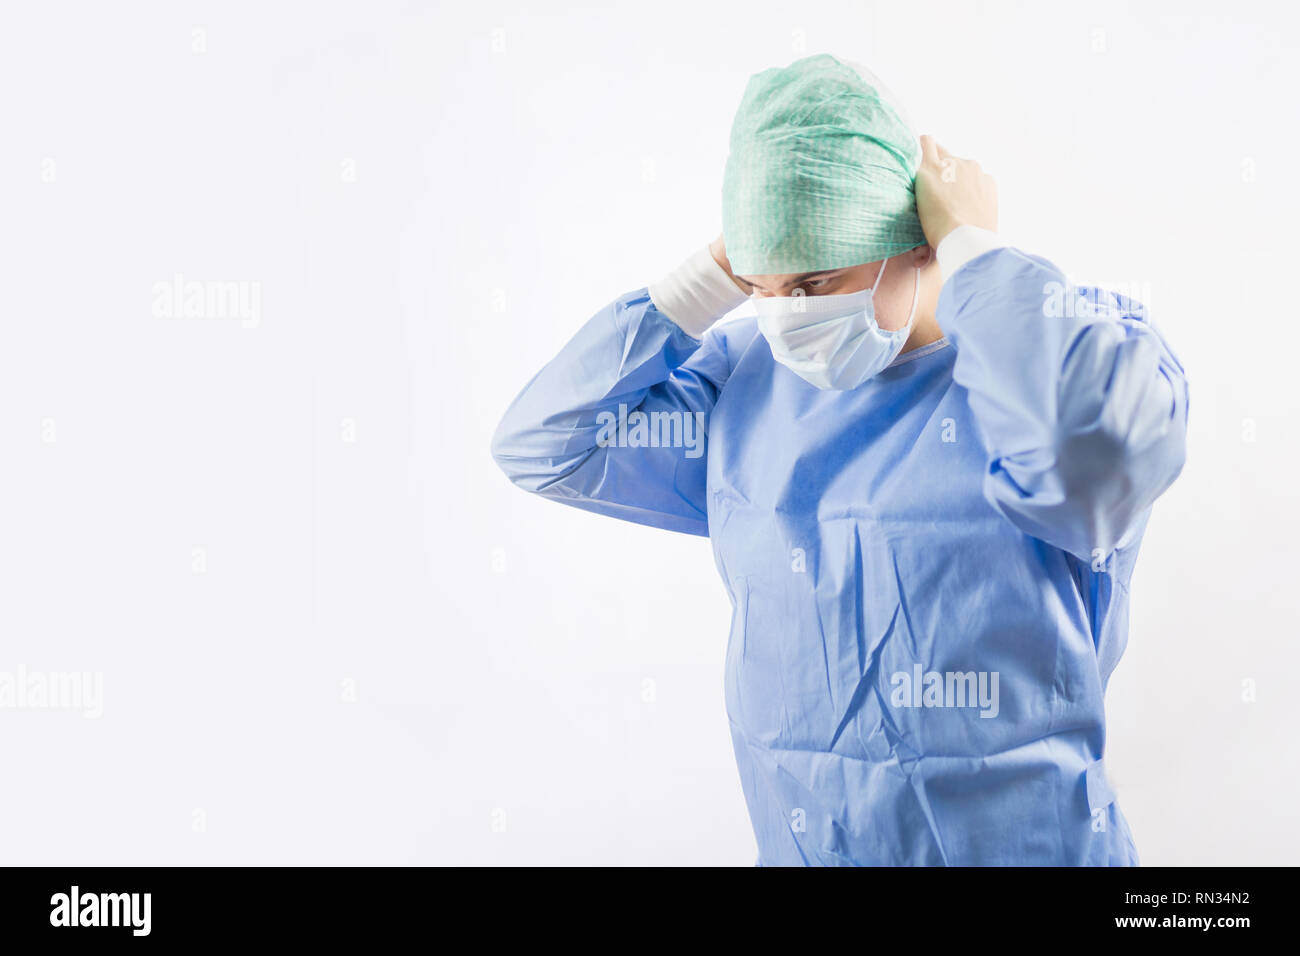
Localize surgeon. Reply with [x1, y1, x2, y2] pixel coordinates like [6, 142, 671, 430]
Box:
[491, 54, 1188, 866]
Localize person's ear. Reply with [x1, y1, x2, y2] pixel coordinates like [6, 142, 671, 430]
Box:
[908, 244, 936, 269]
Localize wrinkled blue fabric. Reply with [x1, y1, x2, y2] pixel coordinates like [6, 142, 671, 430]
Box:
[491, 247, 1189, 866]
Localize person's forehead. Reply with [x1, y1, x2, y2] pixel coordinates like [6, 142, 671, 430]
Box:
[739, 263, 877, 285]
[741, 268, 844, 283]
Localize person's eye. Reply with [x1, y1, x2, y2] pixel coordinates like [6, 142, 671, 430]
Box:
[804, 276, 834, 292]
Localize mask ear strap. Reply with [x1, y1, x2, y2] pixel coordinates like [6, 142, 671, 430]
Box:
[904, 265, 921, 327]
[872, 256, 889, 292]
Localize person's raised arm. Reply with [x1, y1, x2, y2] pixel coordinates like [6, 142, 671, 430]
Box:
[915, 136, 1189, 562]
[490, 239, 751, 536]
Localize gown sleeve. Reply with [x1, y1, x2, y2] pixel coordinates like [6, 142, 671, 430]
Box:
[935, 228, 1189, 562]
[491, 246, 749, 536]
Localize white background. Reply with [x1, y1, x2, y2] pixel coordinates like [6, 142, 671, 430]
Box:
[2, 1, 1296, 865]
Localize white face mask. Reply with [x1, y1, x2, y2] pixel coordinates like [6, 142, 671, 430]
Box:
[754, 257, 921, 390]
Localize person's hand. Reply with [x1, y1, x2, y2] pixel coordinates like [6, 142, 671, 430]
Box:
[709, 234, 754, 294]
[914, 135, 998, 247]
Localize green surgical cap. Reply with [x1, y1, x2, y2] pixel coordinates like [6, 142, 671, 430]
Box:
[722, 54, 927, 276]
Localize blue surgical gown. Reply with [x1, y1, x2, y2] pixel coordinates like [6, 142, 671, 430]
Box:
[491, 247, 1189, 866]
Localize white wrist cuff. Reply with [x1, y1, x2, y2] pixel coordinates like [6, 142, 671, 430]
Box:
[648, 245, 751, 337]
[936, 225, 1008, 283]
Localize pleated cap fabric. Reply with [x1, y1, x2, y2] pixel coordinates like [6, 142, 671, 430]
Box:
[722, 54, 927, 276]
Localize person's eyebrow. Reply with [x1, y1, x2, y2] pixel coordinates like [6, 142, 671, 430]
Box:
[745, 269, 842, 292]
